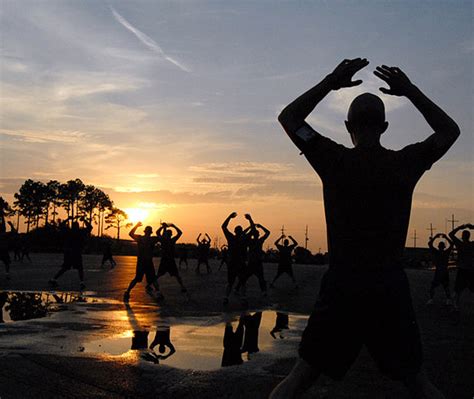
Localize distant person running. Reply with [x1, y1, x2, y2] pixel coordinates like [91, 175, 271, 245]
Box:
[0, 209, 11, 280]
[449, 223, 474, 310]
[221, 212, 251, 305]
[49, 217, 92, 291]
[270, 58, 459, 399]
[218, 245, 228, 271]
[235, 214, 270, 297]
[427, 233, 452, 305]
[156, 223, 188, 296]
[7, 222, 21, 262]
[270, 235, 298, 288]
[178, 247, 188, 270]
[101, 238, 116, 269]
[195, 233, 212, 274]
[123, 222, 162, 302]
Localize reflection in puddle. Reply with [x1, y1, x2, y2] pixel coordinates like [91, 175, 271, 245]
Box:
[0, 291, 100, 323]
[84, 310, 308, 371]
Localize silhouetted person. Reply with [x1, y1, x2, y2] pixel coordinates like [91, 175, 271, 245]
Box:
[270, 312, 289, 339]
[427, 234, 452, 305]
[49, 217, 92, 290]
[195, 233, 212, 274]
[123, 222, 162, 302]
[178, 247, 188, 270]
[449, 223, 474, 310]
[270, 235, 298, 288]
[270, 58, 459, 399]
[221, 317, 244, 367]
[241, 311, 262, 355]
[0, 291, 8, 323]
[221, 212, 251, 305]
[7, 222, 21, 262]
[101, 238, 116, 269]
[20, 233, 31, 263]
[150, 324, 176, 360]
[156, 223, 188, 296]
[218, 245, 228, 271]
[236, 215, 270, 297]
[0, 210, 11, 280]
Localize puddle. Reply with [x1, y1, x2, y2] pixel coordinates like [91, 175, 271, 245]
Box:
[84, 310, 308, 370]
[0, 291, 102, 323]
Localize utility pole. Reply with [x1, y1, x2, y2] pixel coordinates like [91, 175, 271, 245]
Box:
[426, 223, 436, 239]
[447, 214, 458, 232]
[304, 225, 309, 250]
[411, 229, 418, 248]
[280, 225, 285, 236]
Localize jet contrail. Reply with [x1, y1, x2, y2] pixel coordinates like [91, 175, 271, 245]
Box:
[111, 7, 190, 73]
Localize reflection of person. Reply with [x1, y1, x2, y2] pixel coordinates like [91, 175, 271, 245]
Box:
[156, 223, 188, 296]
[195, 233, 212, 274]
[449, 223, 474, 310]
[271, 58, 459, 398]
[236, 215, 270, 297]
[0, 291, 8, 323]
[221, 318, 244, 367]
[150, 325, 176, 360]
[427, 234, 452, 305]
[49, 217, 92, 290]
[241, 312, 262, 354]
[124, 222, 161, 302]
[270, 312, 289, 339]
[270, 235, 298, 288]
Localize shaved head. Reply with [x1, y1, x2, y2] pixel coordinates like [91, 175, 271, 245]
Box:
[347, 93, 386, 126]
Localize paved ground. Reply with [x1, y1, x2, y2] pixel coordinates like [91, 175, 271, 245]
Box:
[1, 254, 473, 398]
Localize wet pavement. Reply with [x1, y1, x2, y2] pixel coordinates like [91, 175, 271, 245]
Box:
[1, 254, 474, 398]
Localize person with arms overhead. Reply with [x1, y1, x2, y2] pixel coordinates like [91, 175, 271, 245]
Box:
[270, 58, 459, 399]
[123, 222, 162, 302]
[270, 235, 298, 289]
[195, 233, 212, 274]
[221, 212, 251, 305]
[449, 223, 474, 311]
[156, 223, 188, 297]
[427, 233, 453, 305]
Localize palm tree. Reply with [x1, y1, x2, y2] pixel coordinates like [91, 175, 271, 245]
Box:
[105, 208, 131, 240]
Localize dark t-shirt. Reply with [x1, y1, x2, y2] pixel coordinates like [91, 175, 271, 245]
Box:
[197, 242, 210, 258]
[248, 238, 265, 263]
[452, 239, 474, 270]
[430, 247, 451, 270]
[224, 231, 248, 265]
[63, 226, 92, 255]
[159, 237, 178, 260]
[297, 123, 445, 274]
[135, 235, 159, 262]
[277, 244, 296, 265]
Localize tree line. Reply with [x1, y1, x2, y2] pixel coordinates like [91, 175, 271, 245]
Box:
[0, 178, 130, 239]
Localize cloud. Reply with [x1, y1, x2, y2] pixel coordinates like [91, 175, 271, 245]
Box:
[0, 129, 88, 144]
[110, 6, 191, 73]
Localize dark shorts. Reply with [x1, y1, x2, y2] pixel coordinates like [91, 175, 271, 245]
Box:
[227, 261, 245, 285]
[276, 262, 293, 276]
[431, 268, 449, 288]
[157, 257, 179, 277]
[1, 250, 11, 265]
[63, 251, 83, 270]
[299, 270, 422, 381]
[454, 268, 474, 293]
[135, 259, 156, 284]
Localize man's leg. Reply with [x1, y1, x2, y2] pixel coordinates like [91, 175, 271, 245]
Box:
[269, 358, 321, 399]
[53, 265, 68, 280]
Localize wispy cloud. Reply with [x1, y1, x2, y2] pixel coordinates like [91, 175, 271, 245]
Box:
[110, 6, 191, 73]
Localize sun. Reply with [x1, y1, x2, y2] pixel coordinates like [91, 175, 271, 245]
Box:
[124, 207, 149, 224]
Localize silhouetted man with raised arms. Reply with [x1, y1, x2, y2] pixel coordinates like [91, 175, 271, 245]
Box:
[449, 223, 474, 310]
[156, 223, 188, 296]
[195, 233, 212, 274]
[270, 58, 459, 399]
[427, 233, 452, 305]
[124, 222, 161, 302]
[235, 214, 270, 297]
[221, 212, 251, 305]
[270, 235, 298, 289]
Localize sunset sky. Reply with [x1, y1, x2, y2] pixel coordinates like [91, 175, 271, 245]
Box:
[1, 1, 472, 250]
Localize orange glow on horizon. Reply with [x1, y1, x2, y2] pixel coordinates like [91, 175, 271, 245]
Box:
[124, 207, 150, 224]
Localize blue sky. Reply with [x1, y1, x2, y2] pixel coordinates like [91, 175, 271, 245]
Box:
[0, 1, 472, 248]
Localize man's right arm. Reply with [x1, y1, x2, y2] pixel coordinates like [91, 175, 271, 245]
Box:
[278, 58, 369, 153]
[129, 222, 141, 240]
[449, 224, 469, 245]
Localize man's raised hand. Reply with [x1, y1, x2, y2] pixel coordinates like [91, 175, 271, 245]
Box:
[230, 212, 237, 218]
[329, 58, 369, 90]
[373, 65, 414, 96]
